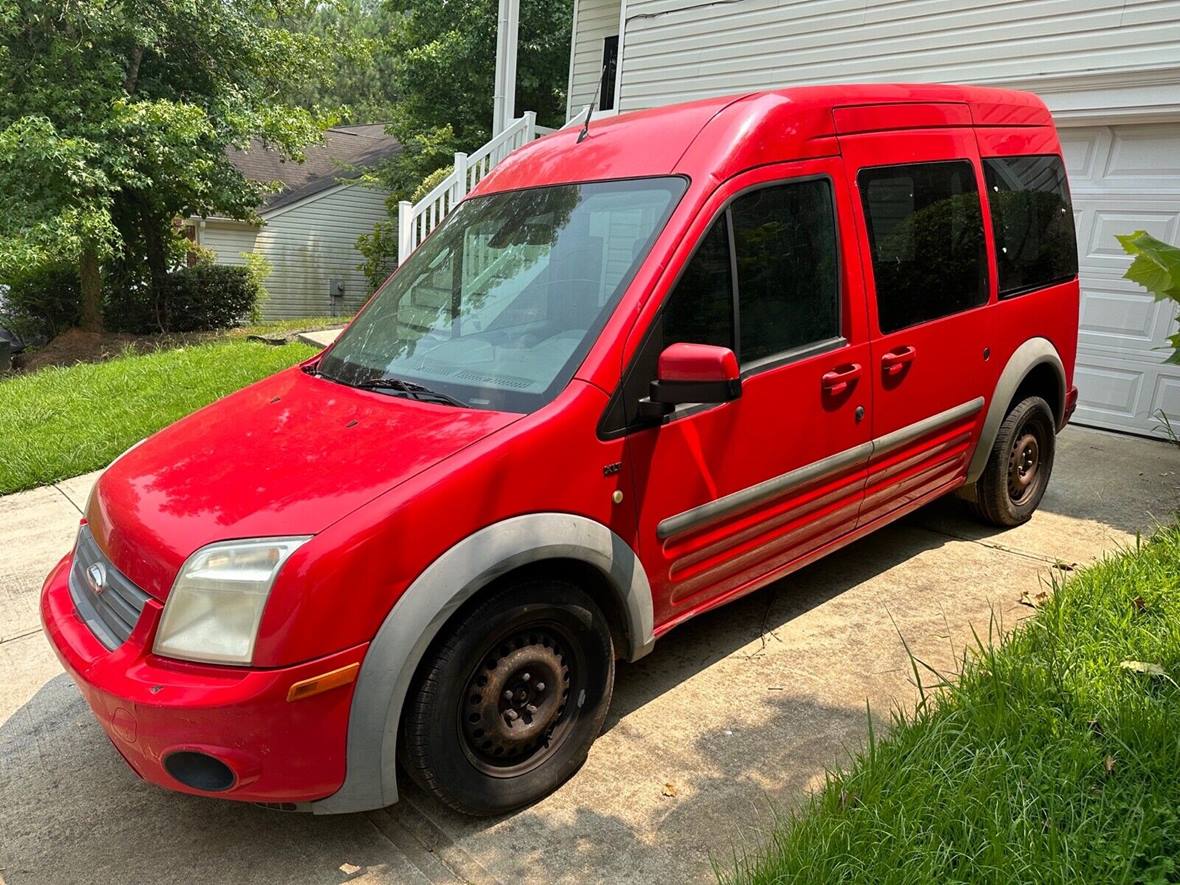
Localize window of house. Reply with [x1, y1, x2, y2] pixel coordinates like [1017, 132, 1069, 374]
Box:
[731, 179, 839, 363]
[983, 155, 1077, 297]
[599, 36, 619, 112]
[860, 160, 988, 333]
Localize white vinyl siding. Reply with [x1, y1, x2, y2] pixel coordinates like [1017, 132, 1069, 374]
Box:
[568, 0, 621, 118]
[199, 222, 257, 269]
[199, 183, 390, 320]
[617, 0, 1180, 114]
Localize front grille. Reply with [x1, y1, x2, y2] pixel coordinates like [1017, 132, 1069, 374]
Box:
[68, 526, 151, 650]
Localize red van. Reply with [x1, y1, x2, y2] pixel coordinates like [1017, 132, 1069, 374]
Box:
[42, 84, 1079, 816]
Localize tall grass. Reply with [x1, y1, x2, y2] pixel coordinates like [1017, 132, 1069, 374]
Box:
[0, 340, 317, 494]
[728, 525, 1180, 885]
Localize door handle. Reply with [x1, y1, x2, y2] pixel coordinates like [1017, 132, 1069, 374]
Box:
[881, 345, 917, 377]
[821, 362, 862, 396]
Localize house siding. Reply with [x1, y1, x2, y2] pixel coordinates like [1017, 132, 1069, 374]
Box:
[568, 0, 621, 119]
[200, 183, 389, 320]
[617, 0, 1180, 114]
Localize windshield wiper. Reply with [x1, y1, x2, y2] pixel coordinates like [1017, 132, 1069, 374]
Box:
[354, 375, 468, 408]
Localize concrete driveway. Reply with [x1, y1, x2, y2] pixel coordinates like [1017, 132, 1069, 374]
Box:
[1, 426, 1176, 885]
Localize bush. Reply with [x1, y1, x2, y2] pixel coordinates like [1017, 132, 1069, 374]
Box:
[107, 263, 262, 333]
[0, 264, 81, 344]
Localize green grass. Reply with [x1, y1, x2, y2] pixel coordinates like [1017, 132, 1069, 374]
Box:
[0, 339, 317, 495]
[728, 525, 1180, 885]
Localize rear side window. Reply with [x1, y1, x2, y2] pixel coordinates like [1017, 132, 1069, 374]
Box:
[731, 179, 840, 363]
[860, 161, 988, 333]
[983, 155, 1078, 297]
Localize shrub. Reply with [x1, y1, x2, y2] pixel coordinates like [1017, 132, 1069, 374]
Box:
[106, 263, 262, 333]
[0, 263, 81, 344]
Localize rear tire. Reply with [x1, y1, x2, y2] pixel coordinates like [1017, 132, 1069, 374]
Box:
[399, 579, 614, 816]
[968, 395, 1056, 527]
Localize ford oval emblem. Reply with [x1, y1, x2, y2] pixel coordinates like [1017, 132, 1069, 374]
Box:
[86, 562, 108, 596]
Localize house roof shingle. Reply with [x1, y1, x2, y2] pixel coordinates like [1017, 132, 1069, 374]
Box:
[227, 123, 399, 215]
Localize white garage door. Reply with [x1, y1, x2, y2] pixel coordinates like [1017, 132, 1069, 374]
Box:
[1059, 123, 1180, 438]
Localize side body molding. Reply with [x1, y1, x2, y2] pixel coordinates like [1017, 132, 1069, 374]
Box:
[967, 337, 1066, 483]
[312, 513, 655, 814]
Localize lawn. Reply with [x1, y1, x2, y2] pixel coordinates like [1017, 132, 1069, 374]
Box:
[729, 524, 1180, 885]
[0, 339, 317, 495]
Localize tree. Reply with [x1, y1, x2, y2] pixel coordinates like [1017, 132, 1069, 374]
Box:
[355, 0, 572, 283]
[0, 0, 338, 330]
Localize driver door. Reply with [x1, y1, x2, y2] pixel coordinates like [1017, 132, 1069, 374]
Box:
[615, 159, 873, 630]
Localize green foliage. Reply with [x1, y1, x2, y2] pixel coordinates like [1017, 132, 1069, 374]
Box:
[240, 251, 274, 321]
[0, 339, 317, 494]
[411, 164, 456, 203]
[0, 263, 81, 344]
[357, 219, 401, 290]
[106, 265, 264, 334]
[1117, 230, 1180, 364]
[356, 0, 573, 277]
[727, 525, 1180, 885]
[0, 0, 339, 324]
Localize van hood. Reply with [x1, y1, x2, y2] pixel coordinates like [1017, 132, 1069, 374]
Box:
[86, 366, 519, 599]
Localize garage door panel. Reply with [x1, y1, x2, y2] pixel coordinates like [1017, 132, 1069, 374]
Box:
[1077, 277, 1170, 350]
[1104, 124, 1180, 183]
[1060, 122, 1180, 438]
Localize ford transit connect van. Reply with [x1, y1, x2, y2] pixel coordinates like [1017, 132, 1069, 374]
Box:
[42, 84, 1080, 816]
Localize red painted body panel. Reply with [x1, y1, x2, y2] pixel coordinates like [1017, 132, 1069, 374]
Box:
[41, 83, 1080, 807]
[657, 343, 740, 382]
[41, 553, 365, 802]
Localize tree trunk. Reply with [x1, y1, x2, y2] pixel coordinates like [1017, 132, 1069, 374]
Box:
[141, 211, 170, 331]
[79, 243, 103, 332]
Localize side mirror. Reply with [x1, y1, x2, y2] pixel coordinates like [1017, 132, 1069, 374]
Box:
[637, 342, 742, 420]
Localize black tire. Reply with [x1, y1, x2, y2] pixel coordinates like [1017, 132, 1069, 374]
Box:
[399, 579, 615, 816]
[968, 395, 1056, 527]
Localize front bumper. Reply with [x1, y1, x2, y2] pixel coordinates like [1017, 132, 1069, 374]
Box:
[41, 552, 367, 805]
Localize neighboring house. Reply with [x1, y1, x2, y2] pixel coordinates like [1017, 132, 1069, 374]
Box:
[555, 0, 1180, 436]
[185, 124, 399, 320]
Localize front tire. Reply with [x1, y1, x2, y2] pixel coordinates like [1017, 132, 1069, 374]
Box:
[400, 579, 615, 816]
[968, 395, 1056, 527]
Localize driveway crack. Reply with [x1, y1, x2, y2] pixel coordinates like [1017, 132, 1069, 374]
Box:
[914, 523, 1067, 567]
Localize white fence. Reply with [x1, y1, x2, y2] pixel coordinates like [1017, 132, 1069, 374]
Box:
[396, 112, 555, 264]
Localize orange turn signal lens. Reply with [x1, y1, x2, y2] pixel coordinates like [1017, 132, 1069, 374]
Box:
[286, 662, 360, 702]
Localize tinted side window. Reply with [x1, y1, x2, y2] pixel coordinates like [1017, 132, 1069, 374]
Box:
[983, 155, 1078, 297]
[731, 179, 839, 364]
[662, 214, 735, 350]
[860, 161, 988, 333]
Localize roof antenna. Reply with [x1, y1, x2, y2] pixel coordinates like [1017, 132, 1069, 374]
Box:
[577, 62, 608, 144]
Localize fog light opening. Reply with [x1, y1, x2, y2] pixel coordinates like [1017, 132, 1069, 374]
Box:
[164, 751, 235, 792]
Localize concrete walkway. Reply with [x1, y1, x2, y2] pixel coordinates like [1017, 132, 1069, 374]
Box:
[1, 427, 1176, 884]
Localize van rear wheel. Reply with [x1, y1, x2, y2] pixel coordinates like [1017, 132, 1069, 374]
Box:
[968, 395, 1056, 527]
[400, 579, 614, 816]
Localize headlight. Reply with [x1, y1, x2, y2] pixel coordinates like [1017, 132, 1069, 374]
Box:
[154, 537, 310, 665]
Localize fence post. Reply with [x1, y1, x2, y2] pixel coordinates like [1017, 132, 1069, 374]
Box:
[397, 200, 413, 265]
[523, 110, 537, 142]
[453, 151, 469, 201]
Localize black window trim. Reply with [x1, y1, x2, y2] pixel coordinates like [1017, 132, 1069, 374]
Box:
[981, 152, 1079, 301]
[598, 172, 848, 439]
[856, 157, 991, 336]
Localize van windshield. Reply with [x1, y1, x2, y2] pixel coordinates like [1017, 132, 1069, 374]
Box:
[318, 177, 687, 413]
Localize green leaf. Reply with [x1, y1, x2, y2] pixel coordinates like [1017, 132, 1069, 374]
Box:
[1118, 230, 1180, 302]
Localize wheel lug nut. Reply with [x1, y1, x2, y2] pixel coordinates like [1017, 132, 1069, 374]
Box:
[505, 709, 519, 721]
[526, 704, 537, 714]
[521, 673, 531, 682]
[535, 682, 545, 692]
[503, 690, 513, 701]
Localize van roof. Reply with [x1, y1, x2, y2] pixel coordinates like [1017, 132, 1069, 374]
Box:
[476, 84, 1053, 195]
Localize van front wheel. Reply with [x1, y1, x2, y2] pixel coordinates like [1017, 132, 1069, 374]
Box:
[968, 395, 1056, 527]
[400, 579, 615, 816]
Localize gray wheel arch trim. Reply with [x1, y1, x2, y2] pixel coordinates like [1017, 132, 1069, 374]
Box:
[967, 337, 1066, 483]
[312, 513, 654, 814]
